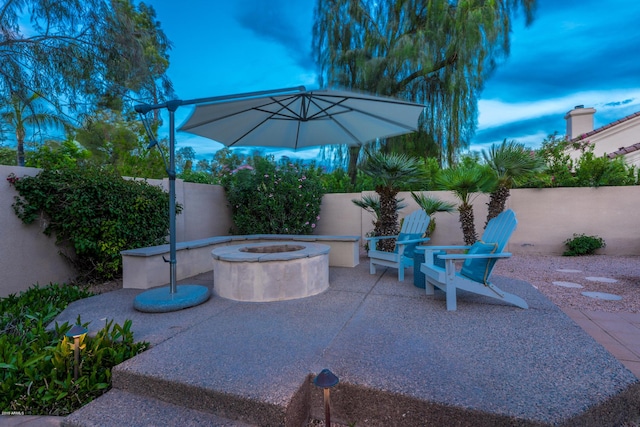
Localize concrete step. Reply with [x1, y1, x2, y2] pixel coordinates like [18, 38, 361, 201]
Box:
[108, 364, 310, 427]
[62, 389, 258, 427]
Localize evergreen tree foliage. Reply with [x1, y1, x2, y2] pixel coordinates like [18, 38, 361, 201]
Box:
[313, 0, 537, 181]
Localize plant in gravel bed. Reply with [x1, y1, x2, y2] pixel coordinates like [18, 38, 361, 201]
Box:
[563, 233, 606, 256]
[0, 283, 148, 415]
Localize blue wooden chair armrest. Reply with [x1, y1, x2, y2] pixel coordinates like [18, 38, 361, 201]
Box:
[365, 235, 399, 242]
[416, 245, 472, 251]
[397, 237, 431, 246]
[438, 252, 512, 260]
[395, 237, 430, 257]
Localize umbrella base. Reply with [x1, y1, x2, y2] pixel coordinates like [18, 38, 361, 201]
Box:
[134, 285, 210, 313]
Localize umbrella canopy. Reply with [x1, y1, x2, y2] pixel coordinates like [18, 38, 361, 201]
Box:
[179, 89, 425, 149]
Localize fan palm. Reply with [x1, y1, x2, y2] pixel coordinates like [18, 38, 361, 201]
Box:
[436, 165, 494, 245]
[410, 192, 456, 237]
[352, 194, 407, 225]
[358, 151, 423, 251]
[482, 139, 545, 226]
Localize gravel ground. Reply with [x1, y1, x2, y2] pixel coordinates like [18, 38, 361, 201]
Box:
[493, 253, 640, 313]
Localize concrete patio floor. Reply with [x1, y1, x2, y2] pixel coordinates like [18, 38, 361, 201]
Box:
[8, 255, 640, 427]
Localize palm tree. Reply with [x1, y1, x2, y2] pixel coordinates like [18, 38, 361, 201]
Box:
[436, 165, 495, 245]
[352, 194, 407, 224]
[352, 194, 407, 251]
[358, 151, 423, 251]
[482, 139, 545, 226]
[410, 192, 456, 237]
[0, 92, 68, 166]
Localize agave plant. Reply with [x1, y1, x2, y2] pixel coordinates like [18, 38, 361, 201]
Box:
[410, 192, 456, 236]
[482, 139, 545, 226]
[436, 165, 494, 245]
[358, 150, 423, 251]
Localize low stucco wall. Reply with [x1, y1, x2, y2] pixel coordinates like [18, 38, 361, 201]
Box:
[121, 234, 360, 289]
[130, 177, 233, 241]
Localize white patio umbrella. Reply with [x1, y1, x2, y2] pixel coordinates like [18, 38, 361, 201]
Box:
[132, 86, 424, 313]
[179, 88, 425, 149]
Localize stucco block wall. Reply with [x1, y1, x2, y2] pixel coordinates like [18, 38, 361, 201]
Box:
[1, 166, 77, 296]
[1, 164, 639, 297]
[317, 188, 640, 256]
[179, 180, 232, 240]
[0, 167, 232, 297]
[314, 192, 364, 236]
[508, 187, 640, 255]
[124, 177, 232, 242]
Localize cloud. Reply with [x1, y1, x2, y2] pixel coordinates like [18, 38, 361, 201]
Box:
[484, 0, 640, 102]
[473, 89, 640, 149]
[479, 89, 640, 129]
[604, 99, 634, 107]
[233, 0, 316, 72]
[471, 0, 640, 151]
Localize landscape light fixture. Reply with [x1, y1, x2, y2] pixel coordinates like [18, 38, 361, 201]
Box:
[313, 368, 339, 426]
[65, 325, 88, 380]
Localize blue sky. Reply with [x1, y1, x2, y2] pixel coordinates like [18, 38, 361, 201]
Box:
[148, 0, 640, 159]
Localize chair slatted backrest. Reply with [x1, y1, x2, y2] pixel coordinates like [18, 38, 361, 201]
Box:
[401, 210, 429, 234]
[397, 210, 430, 258]
[460, 210, 517, 284]
[482, 209, 517, 253]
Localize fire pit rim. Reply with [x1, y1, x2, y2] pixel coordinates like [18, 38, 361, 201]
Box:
[211, 241, 330, 262]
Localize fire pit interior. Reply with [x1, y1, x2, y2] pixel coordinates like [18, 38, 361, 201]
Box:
[240, 244, 304, 254]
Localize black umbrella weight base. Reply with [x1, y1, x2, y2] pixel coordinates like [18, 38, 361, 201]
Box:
[133, 285, 211, 313]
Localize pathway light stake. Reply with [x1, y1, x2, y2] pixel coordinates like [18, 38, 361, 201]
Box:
[66, 325, 88, 380]
[313, 368, 339, 426]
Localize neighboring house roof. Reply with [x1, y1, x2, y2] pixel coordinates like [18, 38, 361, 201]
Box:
[565, 108, 640, 165]
[570, 110, 640, 143]
[607, 142, 640, 159]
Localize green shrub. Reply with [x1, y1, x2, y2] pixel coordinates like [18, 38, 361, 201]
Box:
[8, 165, 176, 282]
[0, 283, 148, 415]
[563, 233, 606, 256]
[319, 168, 376, 193]
[521, 134, 638, 188]
[221, 156, 325, 234]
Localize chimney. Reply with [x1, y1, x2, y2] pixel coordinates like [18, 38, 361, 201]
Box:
[564, 105, 596, 139]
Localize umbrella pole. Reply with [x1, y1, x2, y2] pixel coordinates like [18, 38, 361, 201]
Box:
[132, 100, 211, 312]
[168, 103, 178, 294]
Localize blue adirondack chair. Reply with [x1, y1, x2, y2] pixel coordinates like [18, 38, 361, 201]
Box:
[418, 209, 528, 311]
[367, 209, 431, 281]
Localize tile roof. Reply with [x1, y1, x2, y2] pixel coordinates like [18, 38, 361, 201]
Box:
[571, 110, 640, 142]
[608, 141, 640, 159]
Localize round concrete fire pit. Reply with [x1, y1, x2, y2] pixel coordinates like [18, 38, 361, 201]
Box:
[211, 241, 330, 302]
